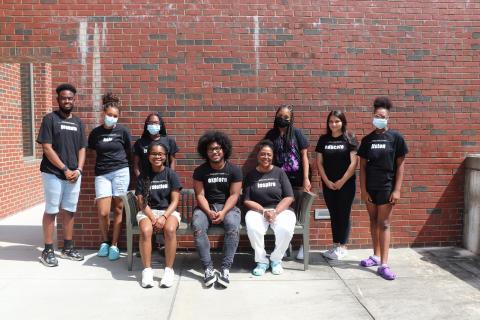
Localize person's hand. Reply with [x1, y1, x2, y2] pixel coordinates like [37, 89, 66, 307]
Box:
[361, 190, 372, 204]
[212, 211, 226, 224]
[65, 169, 77, 182]
[303, 177, 312, 192]
[389, 190, 400, 205]
[263, 209, 277, 223]
[325, 179, 336, 190]
[207, 209, 218, 221]
[333, 179, 345, 190]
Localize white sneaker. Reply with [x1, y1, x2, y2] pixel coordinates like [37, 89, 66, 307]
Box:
[141, 267, 155, 288]
[296, 245, 304, 260]
[335, 247, 348, 259]
[322, 246, 338, 260]
[160, 267, 175, 288]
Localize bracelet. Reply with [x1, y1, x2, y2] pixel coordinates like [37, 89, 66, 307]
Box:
[62, 165, 68, 172]
[76, 168, 83, 175]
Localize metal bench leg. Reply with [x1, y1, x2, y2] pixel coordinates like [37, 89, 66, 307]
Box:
[127, 228, 133, 271]
[303, 231, 309, 271]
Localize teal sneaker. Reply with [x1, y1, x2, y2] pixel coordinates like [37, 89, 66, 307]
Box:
[270, 261, 284, 275]
[97, 243, 109, 257]
[108, 245, 120, 261]
[252, 263, 269, 276]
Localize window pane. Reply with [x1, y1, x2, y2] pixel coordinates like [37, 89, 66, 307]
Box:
[20, 63, 34, 157]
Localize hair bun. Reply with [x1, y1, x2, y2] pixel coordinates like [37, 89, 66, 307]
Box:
[102, 92, 120, 107]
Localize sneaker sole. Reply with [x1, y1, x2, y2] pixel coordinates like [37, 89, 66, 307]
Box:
[216, 277, 229, 288]
[204, 275, 217, 287]
[60, 253, 84, 261]
[141, 283, 154, 288]
[39, 257, 58, 267]
[160, 282, 173, 288]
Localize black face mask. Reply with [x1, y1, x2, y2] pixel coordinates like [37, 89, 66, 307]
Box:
[274, 116, 290, 128]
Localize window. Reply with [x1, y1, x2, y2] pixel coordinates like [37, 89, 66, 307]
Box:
[20, 63, 34, 157]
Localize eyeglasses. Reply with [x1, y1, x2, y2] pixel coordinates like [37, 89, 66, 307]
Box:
[207, 146, 222, 153]
[150, 152, 166, 157]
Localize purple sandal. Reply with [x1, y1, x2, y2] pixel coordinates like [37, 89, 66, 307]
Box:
[377, 265, 396, 280]
[360, 256, 380, 267]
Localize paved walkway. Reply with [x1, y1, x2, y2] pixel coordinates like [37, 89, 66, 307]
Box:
[0, 205, 479, 320]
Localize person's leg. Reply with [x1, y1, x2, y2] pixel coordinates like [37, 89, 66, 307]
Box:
[323, 187, 340, 245]
[366, 201, 380, 256]
[41, 173, 62, 246]
[245, 210, 269, 264]
[163, 214, 179, 268]
[220, 206, 241, 270]
[59, 176, 82, 259]
[139, 218, 153, 268]
[191, 208, 213, 269]
[111, 197, 124, 246]
[110, 167, 130, 247]
[376, 203, 394, 265]
[270, 209, 296, 262]
[336, 180, 356, 247]
[96, 197, 112, 242]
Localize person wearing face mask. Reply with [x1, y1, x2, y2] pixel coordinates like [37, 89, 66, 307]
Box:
[133, 113, 179, 177]
[88, 92, 132, 261]
[37, 83, 87, 267]
[357, 97, 408, 280]
[265, 105, 311, 260]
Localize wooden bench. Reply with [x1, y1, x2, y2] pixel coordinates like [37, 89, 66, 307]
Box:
[119, 189, 316, 271]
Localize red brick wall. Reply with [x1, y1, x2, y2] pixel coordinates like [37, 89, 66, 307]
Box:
[0, 63, 51, 217]
[1, 1, 479, 248]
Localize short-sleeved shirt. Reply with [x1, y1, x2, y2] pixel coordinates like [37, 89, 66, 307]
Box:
[243, 166, 294, 208]
[133, 135, 179, 174]
[135, 167, 182, 210]
[315, 134, 358, 184]
[193, 161, 243, 204]
[36, 111, 87, 180]
[265, 127, 309, 187]
[88, 124, 132, 176]
[357, 130, 408, 191]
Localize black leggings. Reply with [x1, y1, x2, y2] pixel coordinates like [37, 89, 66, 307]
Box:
[322, 178, 356, 245]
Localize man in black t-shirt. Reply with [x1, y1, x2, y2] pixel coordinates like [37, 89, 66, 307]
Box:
[192, 131, 242, 288]
[36, 84, 86, 267]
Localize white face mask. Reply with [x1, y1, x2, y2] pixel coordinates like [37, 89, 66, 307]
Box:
[104, 115, 118, 127]
[147, 124, 161, 135]
[373, 117, 388, 129]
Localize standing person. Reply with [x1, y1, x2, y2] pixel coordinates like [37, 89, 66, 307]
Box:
[244, 140, 296, 276]
[88, 92, 132, 261]
[358, 97, 408, 280]
[37, 83, 86, 267]
[316, 111, 358, 260]
[265, 105, 311, 260]
[133, 113, 179, 177]
[135, 142, 182, 288]
[192, 131, 242, 288]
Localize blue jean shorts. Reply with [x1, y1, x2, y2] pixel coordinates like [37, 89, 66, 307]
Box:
[42, 172, 82, 214]
[94, 167, 130, 199]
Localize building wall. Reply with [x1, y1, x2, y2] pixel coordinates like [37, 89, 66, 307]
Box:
[0, 63, 51, 217]
[1, 1, 479, 248]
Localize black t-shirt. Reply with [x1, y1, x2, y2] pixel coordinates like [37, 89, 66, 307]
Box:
[357, 130, 408, 191]
[244, 166, 294, 208]
[88, 124, 132, 176]
[133, 135, 179, 174]
[315, 134, 358, 183]
[193, 161, 243, 204]
[135, 167, 182, 210]
[36, 111, 87, 180]
[265, 127, 309, 187]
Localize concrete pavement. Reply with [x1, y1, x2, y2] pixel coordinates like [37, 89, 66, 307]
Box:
[0, 205, 479, 320]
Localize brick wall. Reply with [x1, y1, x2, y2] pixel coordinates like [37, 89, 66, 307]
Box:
[1, 1, 479, 248]
[0, 63, 51, 217]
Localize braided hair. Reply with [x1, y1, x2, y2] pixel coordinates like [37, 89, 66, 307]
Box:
[141, 141, 169, 209]
[266, 105, 295, 151]
[102, 92, 120, 110]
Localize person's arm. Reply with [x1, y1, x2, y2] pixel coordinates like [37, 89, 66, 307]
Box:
[274, 196, 294, 214]
[169, 154, 177, 170]
[389, 156, 406, 205]
[244, 199, 265, 213]
[359, 157, 370, 203]
[300, 148, 311, 192]
[193, 179, 216, 220]
[212, 181, 242, 224]
[42, 143, 76, 181]
[133, 155, 141, 178]
[72, 147, 86, 182]
[136, 194, 157, 224]
[316, 153, 336, 190]
[333, 151, 358, 190]
[155, 190, 180, 229]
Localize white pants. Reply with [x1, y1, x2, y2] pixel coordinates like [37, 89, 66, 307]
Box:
[245, 209, 296, 264]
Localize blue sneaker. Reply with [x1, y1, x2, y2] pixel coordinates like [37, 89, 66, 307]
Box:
[252, 263, 269, 276]
[97, 243, 109, 257]
[108, 245, 120, 261]
[270, 261, 284, 275]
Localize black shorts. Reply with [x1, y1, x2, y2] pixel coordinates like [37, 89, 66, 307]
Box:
[367, 189, 391, 205]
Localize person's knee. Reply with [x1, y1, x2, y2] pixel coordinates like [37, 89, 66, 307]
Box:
[140, 224, 153, 239]
[379, 219, 390, 231]
[164, 225, 177, 239]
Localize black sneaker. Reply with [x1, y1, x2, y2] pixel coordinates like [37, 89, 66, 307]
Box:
[204, 267, 217, 287]
[60, 248, 84, 261]
[217, 269, 230, 288]
[40, 249, 58, 267]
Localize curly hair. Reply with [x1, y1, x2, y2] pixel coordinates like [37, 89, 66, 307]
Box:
[102, 92, 120, 110]
[373, 96, 392, 111]
[256, 139, 275, 156]
[56, 83, 77, 95]
[197, 131, 233, 161]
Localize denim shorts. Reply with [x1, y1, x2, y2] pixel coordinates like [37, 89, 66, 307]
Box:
[42, 172, 82, 214]
[94, 167, 130, 199]
[136, 209, 181, 225]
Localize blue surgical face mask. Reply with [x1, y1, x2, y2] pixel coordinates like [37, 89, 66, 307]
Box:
[147, 124, 161, 135]
[104, 115, 118, 127]
[373, 117, 388, 129]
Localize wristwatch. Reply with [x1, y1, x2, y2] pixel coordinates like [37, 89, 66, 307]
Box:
[62, 165, 68, 172]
